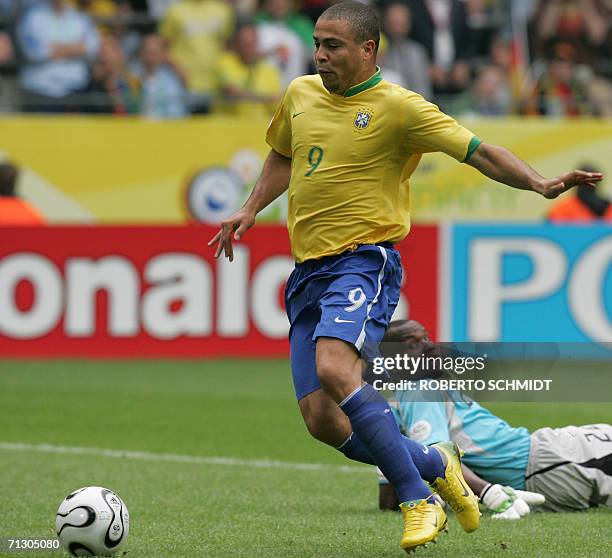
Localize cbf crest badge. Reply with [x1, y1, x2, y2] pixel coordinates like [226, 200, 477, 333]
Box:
[354, 109, 373, 130]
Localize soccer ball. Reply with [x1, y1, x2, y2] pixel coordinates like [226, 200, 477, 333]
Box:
[56, 486, 129, 556]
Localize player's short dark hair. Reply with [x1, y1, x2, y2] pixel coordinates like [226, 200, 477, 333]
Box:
[319, 1, 380, 52]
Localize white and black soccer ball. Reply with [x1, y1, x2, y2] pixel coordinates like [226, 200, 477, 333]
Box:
[56, 486, 129, 556]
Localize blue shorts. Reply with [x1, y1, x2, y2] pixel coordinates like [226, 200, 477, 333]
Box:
[285, 243, 402, 401]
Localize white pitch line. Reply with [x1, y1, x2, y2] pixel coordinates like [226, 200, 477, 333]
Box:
[0, 442, 371, 475]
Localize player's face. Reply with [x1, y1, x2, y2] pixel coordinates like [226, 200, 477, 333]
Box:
[313, 18, 375, 95]
[402, 321, 435, 356]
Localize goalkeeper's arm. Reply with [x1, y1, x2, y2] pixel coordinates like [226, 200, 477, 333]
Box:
[460, 463, 487, 495]
[462, 463, 545, 519]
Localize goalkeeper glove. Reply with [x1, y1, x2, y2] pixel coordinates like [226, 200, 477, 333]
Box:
[480, 483, 545, 520]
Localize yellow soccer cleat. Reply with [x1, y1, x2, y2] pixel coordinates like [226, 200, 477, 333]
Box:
[399, 499, 447, 553]
[431, 441, 481, 533]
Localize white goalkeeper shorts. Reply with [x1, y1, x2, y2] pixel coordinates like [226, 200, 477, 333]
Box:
[525, 424, 612, 511]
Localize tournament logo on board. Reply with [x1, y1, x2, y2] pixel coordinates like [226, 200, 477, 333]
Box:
[185, 167, 243, 224]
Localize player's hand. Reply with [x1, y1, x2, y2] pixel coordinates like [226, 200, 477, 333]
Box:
[480, 483, 545, 520]
[207, 208, 256, 262]
[535, 170, 603, 199]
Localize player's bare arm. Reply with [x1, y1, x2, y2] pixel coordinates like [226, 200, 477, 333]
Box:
[467, 142, 603, 199]
[208, 149, 291, 261]
[461, 463, 487, 495]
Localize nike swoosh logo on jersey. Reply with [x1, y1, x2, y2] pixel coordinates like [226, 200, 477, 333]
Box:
[422, 445, 429, 454]
[334, 316, 355, 323]
[292, 112, 305, 118]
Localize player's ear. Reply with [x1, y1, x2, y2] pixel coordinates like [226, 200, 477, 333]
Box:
[362, 39, 376, 60]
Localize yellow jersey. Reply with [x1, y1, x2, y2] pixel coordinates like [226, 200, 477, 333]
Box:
[216, 52, 282, 117]
[160, 0, 233, 95]
[266, 68, 480, 263]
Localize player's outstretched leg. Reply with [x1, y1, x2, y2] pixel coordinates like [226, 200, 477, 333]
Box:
[314, 337, 452, 551]
[339, 383, 448, 551]
[430, 442, 481, 532]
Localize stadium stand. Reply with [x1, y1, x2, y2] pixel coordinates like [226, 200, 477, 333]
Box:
[0, 0, 607, 116]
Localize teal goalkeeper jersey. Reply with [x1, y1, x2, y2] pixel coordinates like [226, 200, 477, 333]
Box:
[393, 389, 531, 489]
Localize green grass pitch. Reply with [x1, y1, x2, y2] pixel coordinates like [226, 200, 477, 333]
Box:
[1, 360, 611, 557]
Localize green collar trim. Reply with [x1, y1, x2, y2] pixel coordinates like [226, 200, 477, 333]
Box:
[343, 67, 382, 97]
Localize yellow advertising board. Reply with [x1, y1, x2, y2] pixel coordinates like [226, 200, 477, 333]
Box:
[1, 116, 610, 223]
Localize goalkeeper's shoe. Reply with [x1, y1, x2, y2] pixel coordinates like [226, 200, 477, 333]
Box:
[430, 441, 481, 533]
[399, 499, 447, 553]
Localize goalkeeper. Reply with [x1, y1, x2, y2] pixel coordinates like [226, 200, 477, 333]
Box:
[376, 320, 612, 517]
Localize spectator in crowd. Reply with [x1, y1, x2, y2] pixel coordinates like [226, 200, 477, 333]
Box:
[229, 0, 257, 19]
[0, 0, 607, 118]
[87, 34, 139, 114]
[17, 0, 100, 112]
[405, 0, 472, 100]
[469, 64, 511, 116]
[82, 0, 124, 28]
[82, 0, 143, 63]
[588, 73, 612, 116]
[130, 33, 187, 118]
[0, 36, 13, 109]
[381, 2, 431, 98]
[0, 14, 13, 65]
[0, 1, 15, 110]
[0, 162, 45, 225]
[486, 34, 537, 114]
[160, 0, 234, 113]
[255, 0, 314, 49]
[377, 38, 407, 88]
[489, 35, 513, 76]
[548, 163, 612, 221]
[530, 42, 594, 116]
[533, 0, 609, 68]
[464, 0, 504, 62]
[144, 0, 178, 21]
[216, 21, 282, 117]
[255, 0, 310, 86]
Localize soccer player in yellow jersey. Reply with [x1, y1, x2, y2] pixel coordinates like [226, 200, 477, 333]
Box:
[209, 2, 603, 552]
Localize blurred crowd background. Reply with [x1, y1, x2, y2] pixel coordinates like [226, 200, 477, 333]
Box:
[0, 0, 610, 118]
